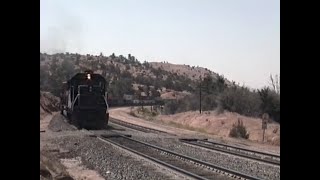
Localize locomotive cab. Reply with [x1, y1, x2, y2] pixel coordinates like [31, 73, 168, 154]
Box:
[60, 70, 109, 129]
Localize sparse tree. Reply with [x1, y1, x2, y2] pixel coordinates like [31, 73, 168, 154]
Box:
[258, 87, 280, 123]
[269, 74, 280, 94]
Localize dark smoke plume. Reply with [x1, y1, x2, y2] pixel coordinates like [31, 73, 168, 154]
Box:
[40, 2, 83, 54]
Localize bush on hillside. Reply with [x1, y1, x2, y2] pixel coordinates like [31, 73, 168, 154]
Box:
[258, 87, 280, 123]
[229, 118, 249, 139]
[164, 100, 179, 115]
[220, 85, 261, 117]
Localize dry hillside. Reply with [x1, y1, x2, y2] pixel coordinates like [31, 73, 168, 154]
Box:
[40, 52, 280, 124]
[40, 52, 215, 99]
[150, 62, 232, 86]
[149, 62, 215, 80]
[121, 107, 280, 146]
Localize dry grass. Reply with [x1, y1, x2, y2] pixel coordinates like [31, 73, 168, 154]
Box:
[157, 110, 280, 145]
[128, 111, 138, 117]
[128, 107, 159, 121]
[165, 121, 208, 134]
[40, 151, 73, 179]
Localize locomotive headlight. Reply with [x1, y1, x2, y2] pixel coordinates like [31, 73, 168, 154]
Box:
[87, 74, 91, 80]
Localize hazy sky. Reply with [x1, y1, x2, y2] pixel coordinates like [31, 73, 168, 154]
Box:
[40, 0, 280, 89]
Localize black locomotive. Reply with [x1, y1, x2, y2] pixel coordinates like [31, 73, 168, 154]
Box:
[60, 70, 109, 129]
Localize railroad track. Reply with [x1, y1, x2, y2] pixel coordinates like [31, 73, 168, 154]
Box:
[109, 118, 175, 135]
[179, 139, 280, 166]
[98, 134, 262, 180]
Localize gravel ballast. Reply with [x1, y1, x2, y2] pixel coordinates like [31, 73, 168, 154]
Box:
[50, 136, 180, 180]
[48, 114, 76, 132]
[133, 135, 280, 180]
[43, 114, 279, 180]
[44, 115, 180, 179]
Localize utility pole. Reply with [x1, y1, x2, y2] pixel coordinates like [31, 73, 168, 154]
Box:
[262, 113, 268, 143]
[199, 75, 202, 114]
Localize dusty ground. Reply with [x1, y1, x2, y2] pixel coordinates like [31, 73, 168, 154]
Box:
[60, 157, 104, 180]
[109, 107, 280, 154]
[109, 107, 205, 137]
[40, 114, 104, 180]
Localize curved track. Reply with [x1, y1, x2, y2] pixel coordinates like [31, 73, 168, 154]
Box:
[109, 118, 175, 135]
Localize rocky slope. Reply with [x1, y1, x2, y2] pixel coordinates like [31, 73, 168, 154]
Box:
[40, 91, 60, 119]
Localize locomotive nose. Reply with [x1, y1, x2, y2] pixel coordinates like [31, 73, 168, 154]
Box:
[61, 70, 109, 130]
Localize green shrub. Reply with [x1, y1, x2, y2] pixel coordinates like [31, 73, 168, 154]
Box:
[151, 111, 158, 116]
[229, 118, 249, 139]
[220, 86, 261, 117]
[128, 111, 138, 117]
[258, 87, 280, 123]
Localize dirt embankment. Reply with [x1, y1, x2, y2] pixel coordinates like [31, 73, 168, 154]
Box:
[110, 107, 280, 149]
[40, 91, 106, 180]
[40, 113, 104, 179]
[40, 91, 60, 120]
[40, 151, 74, 180]
[157, 110, 280, 145]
